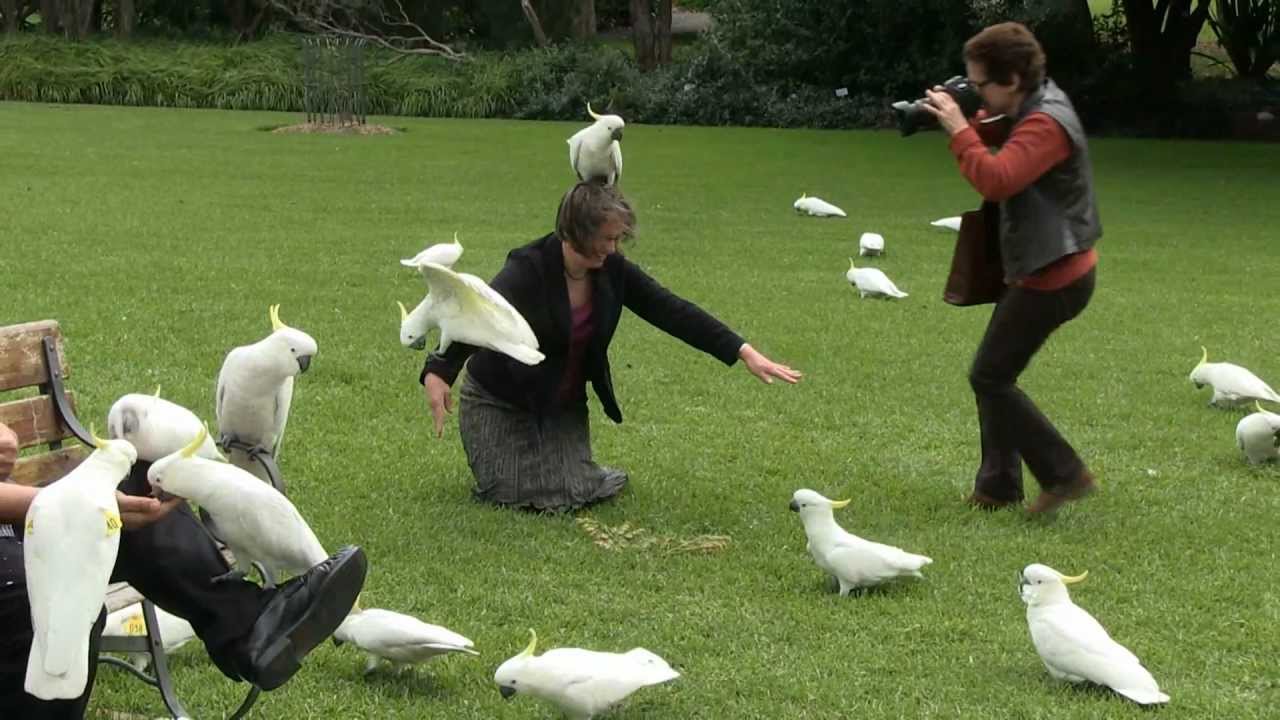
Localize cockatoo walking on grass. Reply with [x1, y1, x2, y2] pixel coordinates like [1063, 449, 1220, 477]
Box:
[1236, 402, 1280, 464]
[1019, 564, 1169, 705]
[793, 194, 846, 217]
[789, 489, 932, 595]
[846, 259, 908, 299]
[334, 605, 478, 676]
[1189, 346, 1280, 408]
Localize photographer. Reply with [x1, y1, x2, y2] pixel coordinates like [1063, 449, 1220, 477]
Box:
[921, 22, 1100, 515]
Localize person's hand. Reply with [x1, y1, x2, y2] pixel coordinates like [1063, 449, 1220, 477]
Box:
[117, 492, 183, 530]
[0, 423, 18, 482]
[739, 344, 803, 385]
[921, 87, 970, 136]
[424, 373, 454, 438]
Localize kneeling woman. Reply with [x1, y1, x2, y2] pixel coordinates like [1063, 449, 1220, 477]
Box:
[421, 182, 801, 511]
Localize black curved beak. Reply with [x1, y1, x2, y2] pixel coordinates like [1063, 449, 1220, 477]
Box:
[297, 355, 312, 373]
[410, 337, 427, 351]
[499, 685, 516, 700]
[611, 128, 623, 142]
[788, 500, 799, 512]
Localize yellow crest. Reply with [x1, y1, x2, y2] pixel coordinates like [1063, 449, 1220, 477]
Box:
[269, 304, 287, 331]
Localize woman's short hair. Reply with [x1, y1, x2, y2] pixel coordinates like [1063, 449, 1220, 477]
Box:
[555, 181, 635, 255]
[963, 22, 1046, 92]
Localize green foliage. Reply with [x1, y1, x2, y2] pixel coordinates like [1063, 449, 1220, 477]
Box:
[1207, 0, 1280, 78]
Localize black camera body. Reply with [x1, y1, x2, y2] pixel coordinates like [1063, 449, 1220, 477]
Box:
[891, 75, 984, 137]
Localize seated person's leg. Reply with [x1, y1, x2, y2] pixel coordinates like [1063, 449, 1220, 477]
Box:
[113, 461, 366, 690]
[0, 536, 104, 720]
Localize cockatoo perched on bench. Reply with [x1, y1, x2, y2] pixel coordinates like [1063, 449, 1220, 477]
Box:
[215, 304, 316, 483]
[24, 430, 137, 700]
[568, 103, 624, 185]
[1189, 346, 1280, 408]
[410, 262, 544, 366]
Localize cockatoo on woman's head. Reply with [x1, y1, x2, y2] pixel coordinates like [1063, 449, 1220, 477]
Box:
[568, 104, 624, 186]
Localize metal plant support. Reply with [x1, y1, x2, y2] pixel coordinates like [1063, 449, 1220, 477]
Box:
[302, 36, 368, 127]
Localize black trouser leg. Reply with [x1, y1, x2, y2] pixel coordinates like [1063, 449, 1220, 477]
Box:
[969, 269, 1095, 500]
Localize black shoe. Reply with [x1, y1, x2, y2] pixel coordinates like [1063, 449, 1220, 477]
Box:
[241, 545, 367, 690]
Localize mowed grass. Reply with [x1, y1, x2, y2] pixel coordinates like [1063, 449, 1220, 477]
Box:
[1, 101, 1279, 719]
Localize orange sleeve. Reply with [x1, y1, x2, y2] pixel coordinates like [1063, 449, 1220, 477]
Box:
[948, 112, 1072, 202]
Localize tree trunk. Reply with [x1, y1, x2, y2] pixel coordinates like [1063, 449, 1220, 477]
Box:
[2, 0, 19, 35]
[570, 0, 594, 39]
[520, 0, 549, 47]
[630, 0, 655, 71]
[654, 0, 670, 65]
[114, 0, 134, 38]
[1120, 0, 1212, 94]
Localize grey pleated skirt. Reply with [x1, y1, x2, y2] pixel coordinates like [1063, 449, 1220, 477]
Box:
[458, 374, 628, 512]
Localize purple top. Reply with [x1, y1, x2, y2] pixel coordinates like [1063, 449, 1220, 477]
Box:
[557, 300, 595, 405]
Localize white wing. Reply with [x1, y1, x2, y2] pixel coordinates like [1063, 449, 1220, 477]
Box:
[415, 262, 544, 365]
[272, 375, 294, 458]
[568, 131, 585, 180]
[610, 139, 623, 184]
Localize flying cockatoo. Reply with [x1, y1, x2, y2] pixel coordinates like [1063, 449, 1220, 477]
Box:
[1019, 564, 1169, 705]
[568, 103, 624, 185]
[147, 424, 328, 581]
[793, 193, 847, 217]
[858, 232, 885, 257]
[930, 216, 962, 231]
[215, 304, 316, 483]
[334, 605, 478, 676]
[494, 630, 679, 720]
[788, 489, 932, 595]
[24, 430, 138, 700]
[401, 232, 464, 270]
[107, 388, 225, 462]
[1236, 401, 1280, 464]
[408, 261, 544, 365]
[103, 602, 198, 672]
[1189, 346, 1280, 408]
[846, 258, 908, 299]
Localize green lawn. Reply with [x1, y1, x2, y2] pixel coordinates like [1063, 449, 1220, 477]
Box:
[2, 101, 1279, 719]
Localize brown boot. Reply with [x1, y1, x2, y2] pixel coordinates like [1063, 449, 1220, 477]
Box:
[1027, 471, 1097, 515]
[966, 491, 1021, 510]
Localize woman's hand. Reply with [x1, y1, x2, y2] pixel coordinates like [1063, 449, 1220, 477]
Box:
[921, 87, 970, 136]
[424, 373, 454, 438]
[0, 423, 18, 481]
[118, 492, 183, 530]
[739, 344, 803, 385]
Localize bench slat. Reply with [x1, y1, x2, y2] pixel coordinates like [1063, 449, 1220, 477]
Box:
[0, 321, 69, 393]
[0, 393, 80, 449]
[11, 446, 90, 487]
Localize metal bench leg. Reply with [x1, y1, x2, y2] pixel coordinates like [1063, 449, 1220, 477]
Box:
[141, 599, 192, 720]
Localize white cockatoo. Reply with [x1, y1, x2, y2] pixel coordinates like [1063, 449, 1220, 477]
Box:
[24, 431, 138, 700]
[858, 232, 885, 257]
[568, 103, 624, 185]
[1019, 564, 1169, 705]
[103, 602, 198, 672]
[846, 258, 908, 299]
[793, 193, 847, 217]
[397, 296, 433, 351]
[334, 605, 478, 675]
[408, 261, 544, 365]
[930, 216, 962, 231]
[147, 424, 328, 581]
[788, 489, 932, 595]
[494, 630, 679, 720]
[215, 305, 316, 482]
[1189, 346, 1280, 408]
[107, 388, 225, 462]
[401, 232, 464, 270]
[1236, 402, 1280, 464]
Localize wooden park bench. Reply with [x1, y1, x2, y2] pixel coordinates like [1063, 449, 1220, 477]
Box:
[0, 320, 261, 719]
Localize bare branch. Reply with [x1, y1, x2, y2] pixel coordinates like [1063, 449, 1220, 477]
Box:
[520, 0, 550, 48]
[271, 0, 468, 61]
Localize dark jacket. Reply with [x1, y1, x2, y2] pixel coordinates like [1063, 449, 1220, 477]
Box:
[421, 233, 745, 423]
[999, 78, 1102, 280]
